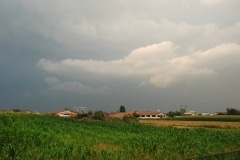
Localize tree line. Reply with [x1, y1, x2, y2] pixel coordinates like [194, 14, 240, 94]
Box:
[226, 108, 240, 115]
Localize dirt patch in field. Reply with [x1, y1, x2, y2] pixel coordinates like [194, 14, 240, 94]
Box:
[139, 120, 240, 128]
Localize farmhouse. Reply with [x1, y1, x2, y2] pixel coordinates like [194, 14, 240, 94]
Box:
[109, 110, 167, 119]
[47, 110, 77, 118]
[136, 111, 167, 119]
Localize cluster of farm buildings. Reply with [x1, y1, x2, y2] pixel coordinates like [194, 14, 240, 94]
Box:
[0, 108, 219, 119]
[43, 110, 169, 119]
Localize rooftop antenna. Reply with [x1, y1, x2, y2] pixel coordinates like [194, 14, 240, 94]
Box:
[74, 106, 86, 113]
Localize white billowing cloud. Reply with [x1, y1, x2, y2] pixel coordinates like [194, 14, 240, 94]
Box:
[194, 43, 240, 69]
[125, 41, 178, 63]
[37, 41, 240, 88]
[37, 41, 178, 77]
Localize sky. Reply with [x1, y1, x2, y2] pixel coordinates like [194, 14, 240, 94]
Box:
[0, 0, 240, 113]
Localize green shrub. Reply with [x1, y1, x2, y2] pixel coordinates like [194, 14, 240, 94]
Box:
[93, 110, 104, 120]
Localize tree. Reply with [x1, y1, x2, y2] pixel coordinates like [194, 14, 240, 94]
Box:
[93, 110, 104, 120]
[88, 110, 93, 116]
[167, 105, 187, 117]
[226, 108, 240, 115]
[167, 110, 181, 117]
[13, 109, 21, 112]
[132, 111, 138, 118]
[122, 114, 130, 122]
[123, 114, 138, 123]
[179, 105, 187, 115]
[77, 113, 88, 119]
[119, 105, 126, 112]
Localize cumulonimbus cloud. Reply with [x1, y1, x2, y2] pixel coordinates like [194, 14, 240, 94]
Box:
[37, 41, 240, 88]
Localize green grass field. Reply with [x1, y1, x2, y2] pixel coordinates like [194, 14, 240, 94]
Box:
[1, 113, 240, 159]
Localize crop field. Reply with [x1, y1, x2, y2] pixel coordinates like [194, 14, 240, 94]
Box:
[139, 120, 240, 128]
[1, 113, 240, 160]
[139, 115, 240, 129]
[168, 115, 240, 122]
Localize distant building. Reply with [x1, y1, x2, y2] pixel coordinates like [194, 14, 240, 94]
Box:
[136, 111, 167, 119]
[184, 111, 198, 116]
[201, 112, 210, 116]
[109, 110, 167, 119]
[47, 110, 77, 118]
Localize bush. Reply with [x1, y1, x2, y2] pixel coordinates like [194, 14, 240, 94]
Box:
[123, 114, 138, 123]
[88, 110, 93, 116]
[93, 111, 104, 120]
[77, 113, 88, 119]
